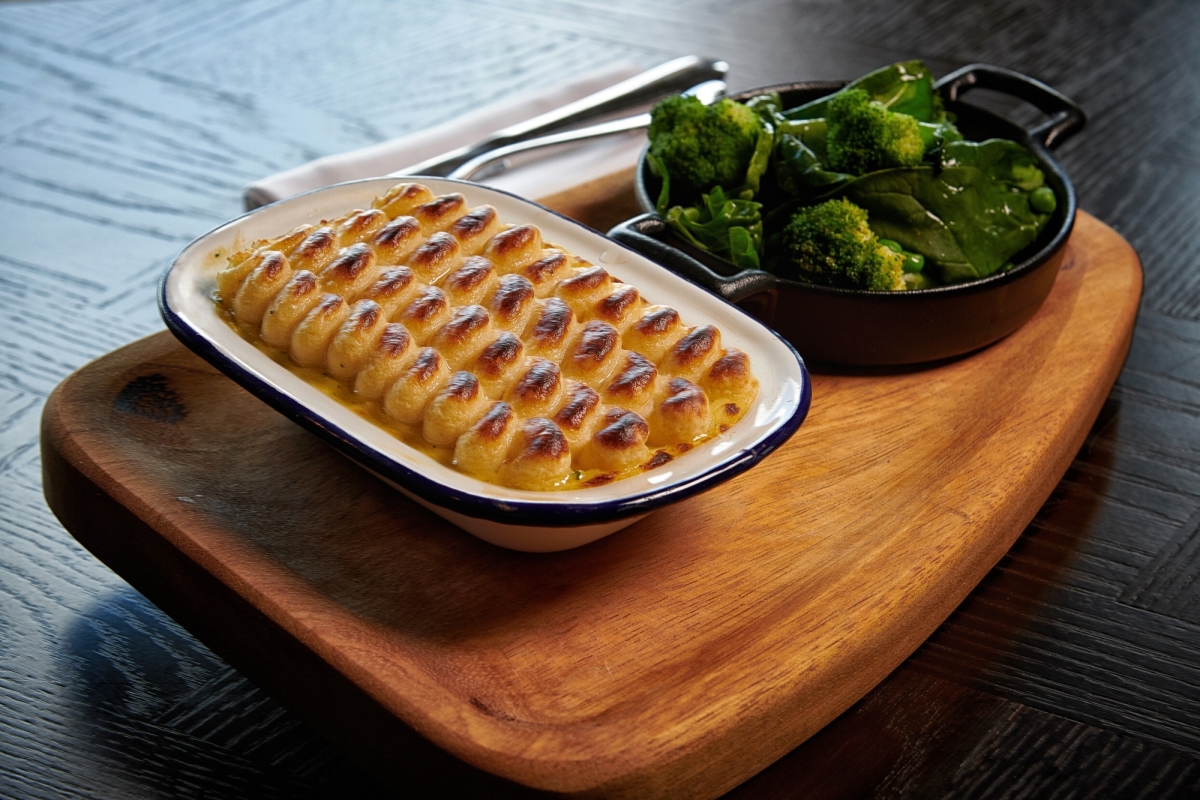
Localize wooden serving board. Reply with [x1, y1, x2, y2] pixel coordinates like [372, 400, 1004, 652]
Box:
[41, 208, 1140, 799]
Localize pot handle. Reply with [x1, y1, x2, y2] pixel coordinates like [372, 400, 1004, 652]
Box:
[936, 64, 1087, 150]
[606, 214, 779, 304]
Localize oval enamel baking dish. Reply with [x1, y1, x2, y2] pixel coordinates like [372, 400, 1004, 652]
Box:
[160, 177, 810, 551]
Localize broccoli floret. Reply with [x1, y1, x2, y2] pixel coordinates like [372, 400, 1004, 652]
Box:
[826, 88, 925, 175]
[777, 198, 906, 291]
[648, 95, 764, 201]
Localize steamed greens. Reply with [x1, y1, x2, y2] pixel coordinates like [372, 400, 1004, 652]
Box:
[840, 139, 1051, 283]
[645, 93, 773, 271]
[647, 60, 1057, 290]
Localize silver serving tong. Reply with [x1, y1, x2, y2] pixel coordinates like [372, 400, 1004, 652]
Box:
[394, 56, 727, 178]
[443, 79, 726, 182]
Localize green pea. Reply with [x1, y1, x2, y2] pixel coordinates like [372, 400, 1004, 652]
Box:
[1030, 186, 1057, 214]
[903, 272, 934, 291]
[904, 252, 925, 273]
[878, 238, 903, 253]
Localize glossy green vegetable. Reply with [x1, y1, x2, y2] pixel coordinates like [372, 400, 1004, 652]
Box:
[879, 238, 925, 272]
[775, 131, 854, 198]
[773, 100, 960, 201]
[660, 184, 763, 271]
[826, 89, 926, 175]
[836, 139, 1053, 283]
[1030, 185, 1058, 213]
[784, 60, 946, 123]
[645, 60, 1059, 290]
[776, 198, 905, 291]
[647, 94, 765, 202]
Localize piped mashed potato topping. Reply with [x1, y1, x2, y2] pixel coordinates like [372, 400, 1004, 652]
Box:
[215, 183, 758, 491]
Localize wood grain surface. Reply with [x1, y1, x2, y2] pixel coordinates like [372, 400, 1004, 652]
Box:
[7, 1, 1200, 798]
[40, 209, 1139, 797]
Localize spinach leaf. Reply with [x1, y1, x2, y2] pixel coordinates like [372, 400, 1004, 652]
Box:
[785, 60, 945, 123]
[918, 119, 964, 152]
[941, 137, 1045, 191]
[663, 186, 763, 270]
[775, 133, 853, 199]
[727, 225, 761, 270]
[835, 139, 1052, 283]
[777, 117, 830, 161]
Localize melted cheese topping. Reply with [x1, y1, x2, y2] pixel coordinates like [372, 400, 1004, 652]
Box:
[215, 183, 759, 491]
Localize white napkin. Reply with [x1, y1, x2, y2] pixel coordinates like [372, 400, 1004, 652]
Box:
[244, 62, 650, 209]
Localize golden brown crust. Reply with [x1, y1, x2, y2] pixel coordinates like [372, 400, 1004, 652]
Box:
[622, 305, 685, 364]
[593, 284, 642, 331]
[233, 251, 292, 326]
[273, 224, 315, 255]
[505, 358, 563, 418]
[488, 273, 537, 334]
[413, 193, 468, 234]
[290, 226, 339, 274]
[454, 401, 518, 478]
[406, 231, 461, 283]
[649, 376, 711, 447]
[473, 332, 525, 398]
[260, 269, 322, 348]
[320, 243, 379, 299]
[525, 297, 578, 363]
[661, 324, 722, 381]
[522, 250, 572, 297]
[290, 293, 350, 367]
[563, 320, 623, 384]
[353, 323, 415, 400]
[556, 266, 613, 317]
[327, 299, 388, 380]
[440, 256, 497, 307]
[552, 382, 602, 453]
[554, 382, 602, 432]
[578, 409, 651, 472]
[483, 224, 543, 272]
[702, 348, 760, 422]
[423, 371, 490, 447]
[603, 351, 659, 419]
[382, 347, 451, 424]
[217, 248, 271, 306]
[500, 417, 572, 491]
[361, 266, 418, 318]
[447, 206, 502, 254]
[467, 401, 514, 443]
[397, 285, 451, 344]
[373, 183, 435, 218]
[337, 209, 389, 246]
[429, 304, 493, 369]
[707, 348, 752, 383]
[372, 216, 422, 265]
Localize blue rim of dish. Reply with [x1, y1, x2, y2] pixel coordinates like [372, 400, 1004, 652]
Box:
[159, 177, 812, 527]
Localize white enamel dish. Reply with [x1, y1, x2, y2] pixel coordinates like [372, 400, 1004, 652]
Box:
[160, 177, 810, 551]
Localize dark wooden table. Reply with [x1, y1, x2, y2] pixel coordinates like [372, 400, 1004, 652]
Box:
[3, 1, 1200, 797]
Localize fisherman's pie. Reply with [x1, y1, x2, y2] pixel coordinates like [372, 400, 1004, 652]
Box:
[215, 183, 760, 491]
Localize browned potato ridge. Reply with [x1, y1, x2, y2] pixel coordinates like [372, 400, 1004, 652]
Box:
[215, 183, 759, 490]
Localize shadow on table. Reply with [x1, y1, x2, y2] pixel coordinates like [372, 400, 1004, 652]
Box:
[56, 585, 401, 799]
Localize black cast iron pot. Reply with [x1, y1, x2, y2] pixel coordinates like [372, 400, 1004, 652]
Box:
[607, 64, 1086, 366]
